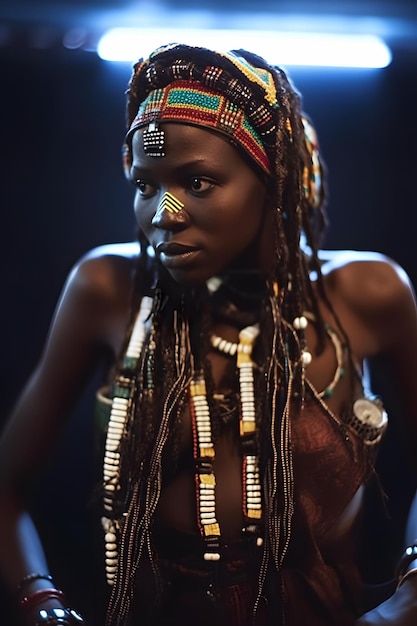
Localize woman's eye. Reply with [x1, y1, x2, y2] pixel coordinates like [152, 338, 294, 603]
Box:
[189, 177, 214, 194]
[134, 179, 156, 197]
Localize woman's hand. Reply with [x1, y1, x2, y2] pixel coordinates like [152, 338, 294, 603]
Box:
[355, 577, 417, 625]
[22, 605, 85, 626]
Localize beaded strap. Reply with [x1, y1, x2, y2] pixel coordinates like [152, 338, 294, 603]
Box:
[17, 573, 54, 593]
[102, 295, 153, 585]
[190, 323, 263, 561]
[189, 375, 221, 561]
[237, 325, 263, 542]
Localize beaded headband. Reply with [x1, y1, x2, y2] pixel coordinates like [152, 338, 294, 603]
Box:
[123, 43, 324, 209]
[125, 80, 271, 174]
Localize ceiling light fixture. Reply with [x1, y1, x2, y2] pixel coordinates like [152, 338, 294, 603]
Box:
[96, 27, 392, 69]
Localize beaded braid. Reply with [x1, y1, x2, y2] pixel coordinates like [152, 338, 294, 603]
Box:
[106, 44, 334, 625]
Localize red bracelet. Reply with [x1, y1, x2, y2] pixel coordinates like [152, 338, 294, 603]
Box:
[20, 588, 65, 611]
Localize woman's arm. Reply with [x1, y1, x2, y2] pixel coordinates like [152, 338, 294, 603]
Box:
[347, 257, 417, 625]
[0, 247, 134, 623]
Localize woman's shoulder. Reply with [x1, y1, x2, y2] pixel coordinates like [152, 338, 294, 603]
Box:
[318, 249, 416, 355]
[78, 241, 141, 272]
[54, 241, 143, 348]
[319, 249, 412, 301]
[69, 241, 141, 300]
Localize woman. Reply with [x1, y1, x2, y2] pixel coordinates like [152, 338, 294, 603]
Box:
[0, 43, 417, 625]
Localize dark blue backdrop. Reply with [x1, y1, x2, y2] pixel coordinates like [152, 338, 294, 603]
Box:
[1, 44, 416, 624]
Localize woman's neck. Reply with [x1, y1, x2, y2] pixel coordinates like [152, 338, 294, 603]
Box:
[208, 270, 266, 329]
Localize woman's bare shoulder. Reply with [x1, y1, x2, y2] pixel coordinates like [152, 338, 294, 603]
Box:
[318, 249, 416, 354]
[75, 241, 140, 279]
[50, 241, 143, 351]
[68, 241, 141, 303]
[319, 249, 412, 302]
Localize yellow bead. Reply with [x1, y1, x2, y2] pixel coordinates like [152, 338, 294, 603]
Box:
[204, 523, 221, 536]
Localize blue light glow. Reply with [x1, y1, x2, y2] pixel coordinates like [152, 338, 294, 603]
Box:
[97, 28, 392, 69]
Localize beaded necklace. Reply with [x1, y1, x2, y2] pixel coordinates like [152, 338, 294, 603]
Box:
[189, 323, 263, 561]
[102, 295, 153, 585]
[102, 299, 264, 581]
[211, 312, 346, 400]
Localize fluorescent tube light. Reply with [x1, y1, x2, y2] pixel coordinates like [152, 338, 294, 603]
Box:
[97, 28, 392, 68]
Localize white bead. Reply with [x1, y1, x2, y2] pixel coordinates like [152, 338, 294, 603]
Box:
[105, 449, 120, 457]
[293, 315, 308, 330]
[110, 408, 128, 417]
[204, 552, 221, 561]
[104, 457, 118, 466]
[196, 426, 211, 433]
[112, 398, 129, 408]
[107, 424, 123, 434]
[106, 550, 118, 559]
[106, 433, 122, 442]
[302, 350, 312, 365]
[200, 493, 215, 501]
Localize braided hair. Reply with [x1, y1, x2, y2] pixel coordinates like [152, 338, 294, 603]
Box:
[106, 44, 330, 625]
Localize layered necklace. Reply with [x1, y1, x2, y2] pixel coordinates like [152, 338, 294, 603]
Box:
[102, 304, 264, 584]
[102, 289, 352, 582]
[189, 323, 263, 561]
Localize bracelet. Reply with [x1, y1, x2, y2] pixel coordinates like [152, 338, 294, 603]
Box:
[20, 588, 65, 611]
[397, 566, 417, 589]
[396, 544, 417, 580]
[34, 607, 85, 625]
[17, 573, 54, 593]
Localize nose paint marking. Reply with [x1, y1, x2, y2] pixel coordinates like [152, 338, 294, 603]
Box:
[157, 191, 185, 214]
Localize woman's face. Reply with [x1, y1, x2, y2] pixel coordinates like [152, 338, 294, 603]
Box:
[130, 123, 268, 285]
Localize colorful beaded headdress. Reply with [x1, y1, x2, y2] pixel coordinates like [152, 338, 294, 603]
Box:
[126, 80, 271, 174]
[123, 44, 324, 211]
[122, 44, 282, 178]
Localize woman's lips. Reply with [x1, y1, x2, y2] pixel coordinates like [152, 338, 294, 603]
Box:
[156, 241, 202, 269]
[156, 241, 200, 256]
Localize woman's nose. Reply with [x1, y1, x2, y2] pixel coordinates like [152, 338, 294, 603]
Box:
[151, 191, 190, 230]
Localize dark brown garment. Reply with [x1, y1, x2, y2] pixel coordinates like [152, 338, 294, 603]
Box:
[129, 390, 378, 626]
[280, 390, 371, 625]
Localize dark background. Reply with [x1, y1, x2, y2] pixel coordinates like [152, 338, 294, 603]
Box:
[1, 1, 417, 624]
